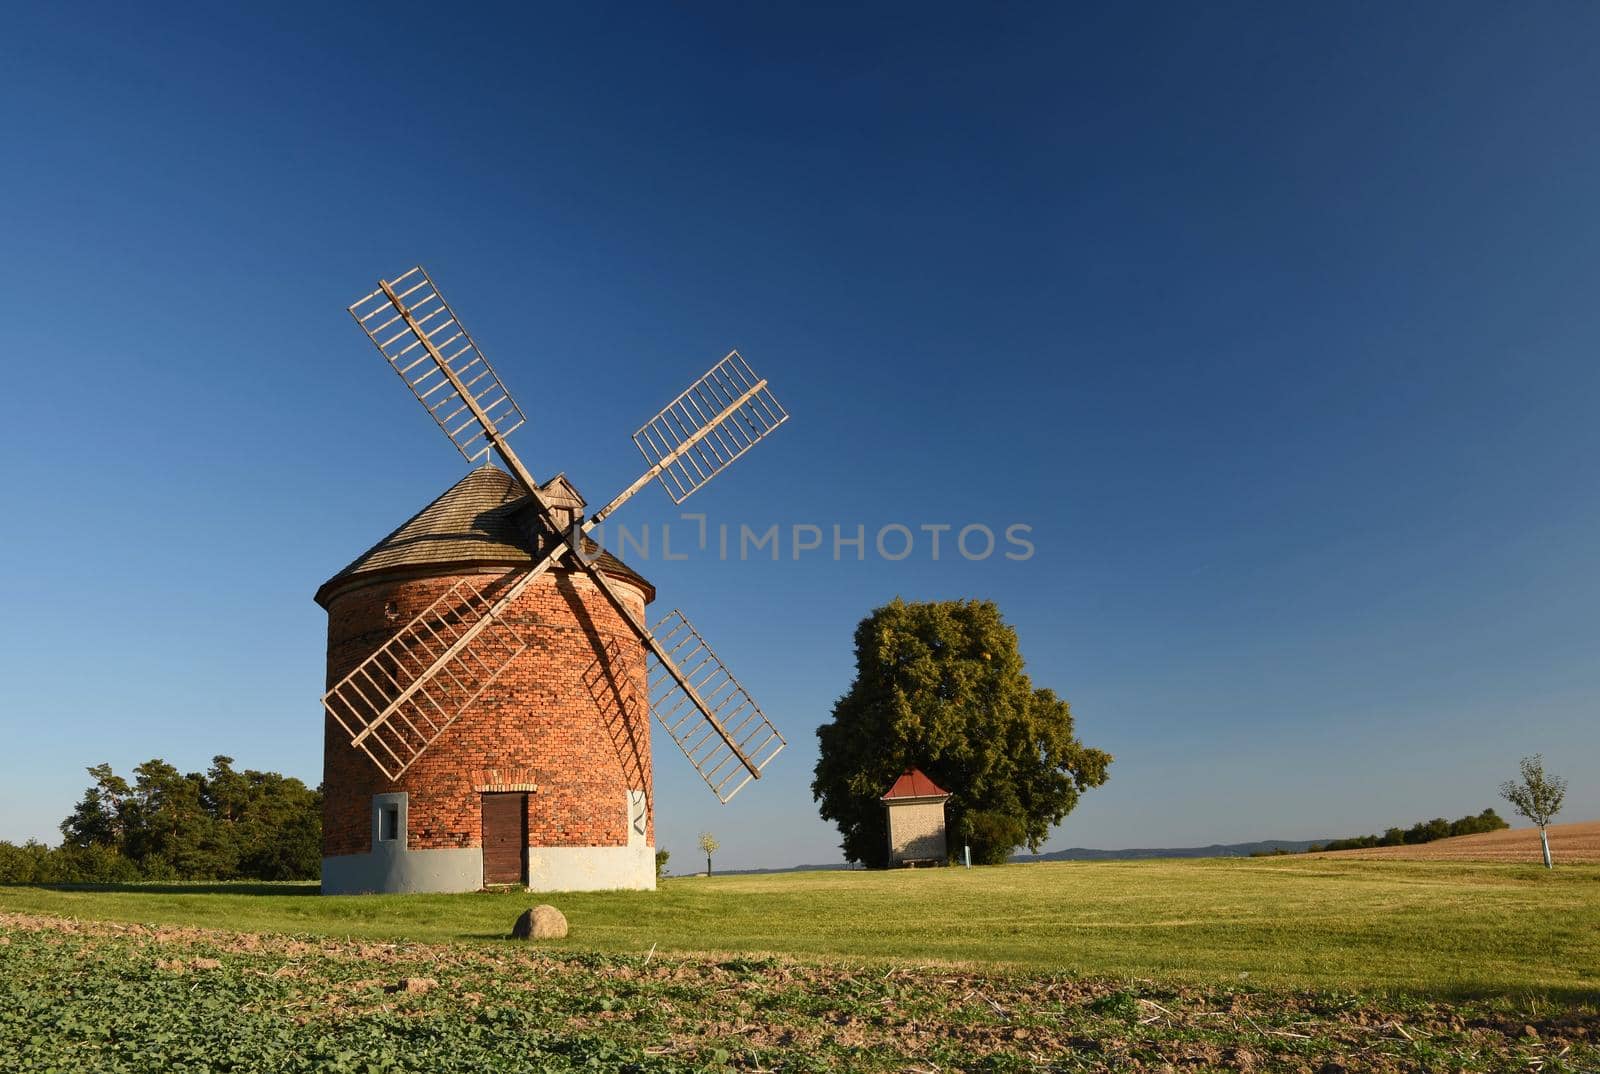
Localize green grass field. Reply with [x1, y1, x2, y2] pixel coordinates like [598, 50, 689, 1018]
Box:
[5, 856, 1597, 997]
[7, 858, 1598, 1072]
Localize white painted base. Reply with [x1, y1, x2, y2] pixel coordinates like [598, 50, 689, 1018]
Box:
[321, 843, 657, 895]
[528, 844, 657, 892]
[322, 845, 482, 895]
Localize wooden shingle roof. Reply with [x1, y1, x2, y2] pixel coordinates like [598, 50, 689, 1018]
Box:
[314, 465, 653, 608]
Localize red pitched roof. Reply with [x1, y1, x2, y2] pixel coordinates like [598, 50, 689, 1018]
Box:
[881, 767, 950, 801]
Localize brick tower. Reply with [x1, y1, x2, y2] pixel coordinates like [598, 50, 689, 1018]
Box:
[316, 465, 657, 894]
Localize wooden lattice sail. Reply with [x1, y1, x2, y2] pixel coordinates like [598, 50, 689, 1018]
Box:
[324, 267, 789, 798]
[650, 610, 787, 802]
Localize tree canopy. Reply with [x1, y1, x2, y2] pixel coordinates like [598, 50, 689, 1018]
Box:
[0, 756, 321, 884]
[1501, 754, 1568, 869]
[812, 599, 1111, 866]
[1500, 754, 1566, 829]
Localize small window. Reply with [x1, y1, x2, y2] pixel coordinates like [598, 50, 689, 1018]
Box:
[379, 805, 400, 842]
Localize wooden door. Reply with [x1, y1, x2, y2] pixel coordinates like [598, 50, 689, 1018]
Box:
[480, 793, 528, 886]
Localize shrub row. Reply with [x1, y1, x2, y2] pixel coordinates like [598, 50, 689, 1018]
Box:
[1250, 809, 1510, 856]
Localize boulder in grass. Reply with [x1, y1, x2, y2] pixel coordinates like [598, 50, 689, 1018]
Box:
[510, 905, 568, 940]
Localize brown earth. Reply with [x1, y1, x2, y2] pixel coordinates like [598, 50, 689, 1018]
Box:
[1313, 818, 1600, 863]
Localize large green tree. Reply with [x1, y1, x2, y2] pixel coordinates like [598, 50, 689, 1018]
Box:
[812, 599, 1111, 866]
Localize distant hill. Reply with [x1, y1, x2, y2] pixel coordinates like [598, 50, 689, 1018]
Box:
[680, 825, 1600, 874]
[1012, 839, 1329, 862]
[699, 862, 860, 877]
[689, 840, 1332, 876]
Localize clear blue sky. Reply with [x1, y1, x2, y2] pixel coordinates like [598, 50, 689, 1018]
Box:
[2, 3, 1596, 869]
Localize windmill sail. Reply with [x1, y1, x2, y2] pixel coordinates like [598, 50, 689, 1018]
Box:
[326, 270, 557, 779]
[334, 267, 790, 798]
[648, 610, 787, 802]
[322, 577, 529, 780]
[349, 267, 529, 464]
[631, 351, 788, 505]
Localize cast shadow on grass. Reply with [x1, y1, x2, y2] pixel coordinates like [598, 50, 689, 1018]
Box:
[13, 881, 320, 897]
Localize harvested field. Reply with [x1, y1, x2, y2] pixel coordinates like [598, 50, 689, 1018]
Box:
[3, 911, 1597, 1073]
[1315, 820, 1600, 864]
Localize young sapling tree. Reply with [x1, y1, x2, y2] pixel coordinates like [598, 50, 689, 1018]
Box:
[1500, 754, 1567, 869]
[698, 831, 720, 877]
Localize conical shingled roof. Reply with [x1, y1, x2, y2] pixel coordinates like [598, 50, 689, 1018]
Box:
[314, 465, 653, 608]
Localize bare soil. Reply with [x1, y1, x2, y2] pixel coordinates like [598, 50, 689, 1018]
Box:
[1314, 819, 1600, 863]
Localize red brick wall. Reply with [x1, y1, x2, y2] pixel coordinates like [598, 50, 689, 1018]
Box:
[321, 566, 653, 857]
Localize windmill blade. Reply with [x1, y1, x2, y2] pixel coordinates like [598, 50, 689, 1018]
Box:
[322, 477, 589, 779]
[648, 610, 786, 803]
[546, 542, 781, 799]
[323, 575, 532, 780]
[325, 501, 789, 791]
[543, 524, 779, 800]
[631, 351, 788, 506]
[332, 297, 791, 786]
[349, 267, 530, 464]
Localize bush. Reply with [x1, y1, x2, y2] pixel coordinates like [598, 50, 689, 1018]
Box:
[0, 840, 52, 883]
[654, 849, 670, 879]
[1317, 809, 1510, 854]
[1449, 808, 1510, 837]
[0, 841, 143, 884]
[963, 810, 1027, 865]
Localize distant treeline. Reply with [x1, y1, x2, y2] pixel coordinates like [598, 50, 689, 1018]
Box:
[1253, 809, 1509, 856]
[0, 757, 320, 884]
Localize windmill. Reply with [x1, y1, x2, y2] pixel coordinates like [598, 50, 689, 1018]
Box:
[315, 267, 788, 894]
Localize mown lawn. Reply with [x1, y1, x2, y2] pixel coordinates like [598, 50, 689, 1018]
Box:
[5, 857, 1597, 998]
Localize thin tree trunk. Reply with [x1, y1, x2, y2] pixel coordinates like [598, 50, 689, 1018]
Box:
[1540, 826, 1552, 869]
[706, 855, 712, 877]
